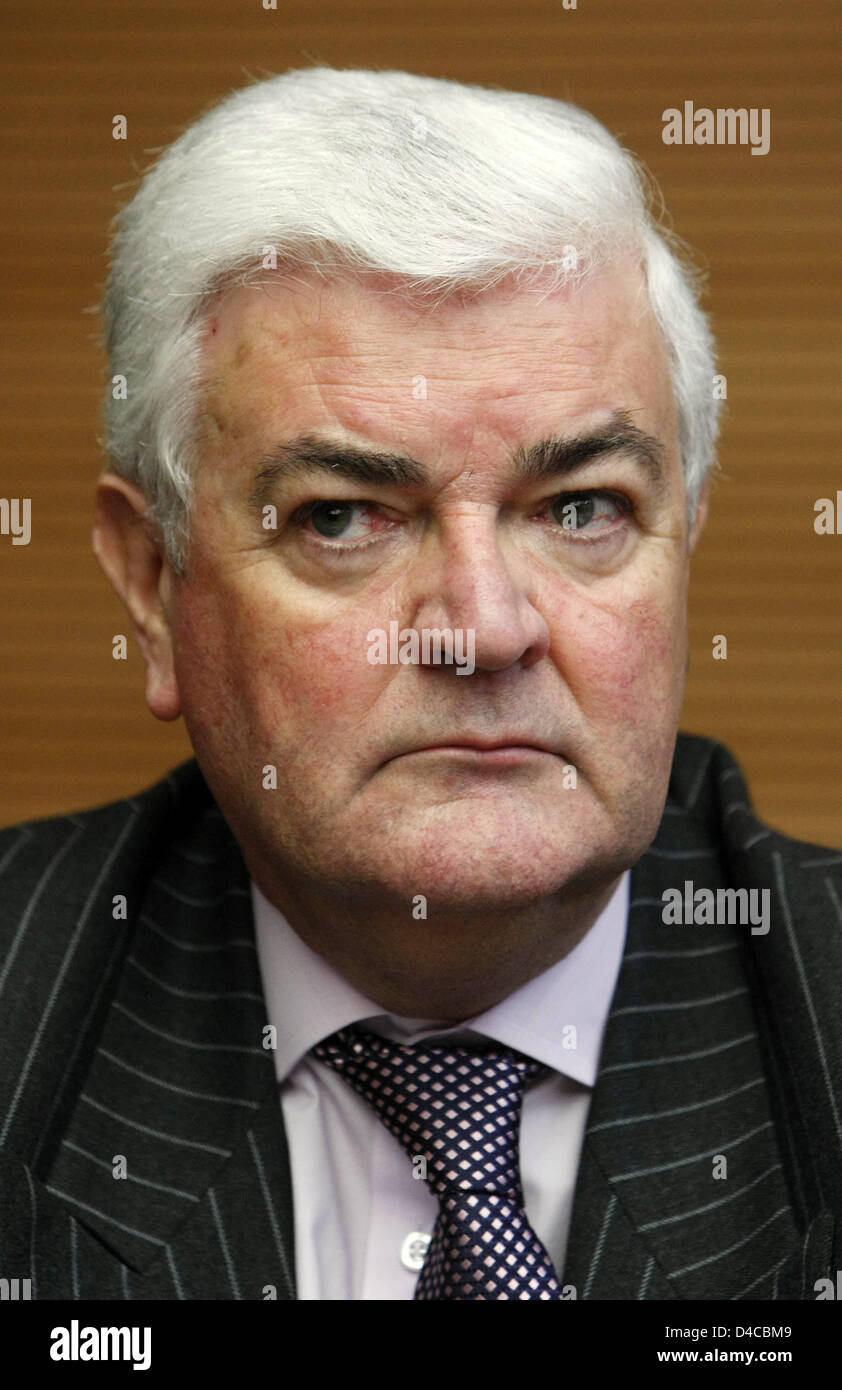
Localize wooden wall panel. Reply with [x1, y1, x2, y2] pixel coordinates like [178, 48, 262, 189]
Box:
[1, 0, 839, 844]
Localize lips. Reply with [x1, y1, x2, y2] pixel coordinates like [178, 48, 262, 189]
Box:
[420, 737, 554, 753]
[388, 735, 560, 762]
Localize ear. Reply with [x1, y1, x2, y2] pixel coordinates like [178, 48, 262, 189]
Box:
[92, 472, 181, 721]
[687, 479, 710, 554]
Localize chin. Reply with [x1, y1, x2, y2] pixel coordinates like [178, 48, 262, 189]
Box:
[347, 797, 625, 912]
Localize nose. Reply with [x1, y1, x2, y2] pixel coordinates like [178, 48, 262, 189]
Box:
[412, 506, 550, 673]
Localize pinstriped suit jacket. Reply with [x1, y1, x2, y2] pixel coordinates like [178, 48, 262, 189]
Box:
[0, 732, 840, 1300]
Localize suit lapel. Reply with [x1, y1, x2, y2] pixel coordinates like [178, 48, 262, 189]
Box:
[564, 735, 836, 1301]
[561, 1133, 678, 1299]
[1, 1087, 294, 1301]
[0, 765, 296, 1299]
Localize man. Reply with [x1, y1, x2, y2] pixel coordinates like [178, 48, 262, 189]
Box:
[0, 66, 839, 1302]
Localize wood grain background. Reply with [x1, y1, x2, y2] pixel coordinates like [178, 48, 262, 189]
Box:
[1, 0, 839, 845]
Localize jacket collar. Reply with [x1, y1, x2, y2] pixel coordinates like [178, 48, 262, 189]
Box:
[0, 762, 295, 1297]
[563, 736, 839, 1300]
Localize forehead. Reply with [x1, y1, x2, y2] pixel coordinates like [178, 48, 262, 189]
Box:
[197, 263, 677, 473]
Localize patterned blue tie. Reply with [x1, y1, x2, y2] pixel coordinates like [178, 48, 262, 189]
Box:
[312, 1025, 563, 1300]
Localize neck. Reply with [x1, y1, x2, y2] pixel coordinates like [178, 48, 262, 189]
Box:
[246, 863, 622, 1019]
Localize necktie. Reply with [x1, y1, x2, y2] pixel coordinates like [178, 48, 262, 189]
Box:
[312, 1025, 563, 1300]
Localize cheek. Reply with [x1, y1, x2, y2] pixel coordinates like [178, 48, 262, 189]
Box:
[169, 585, 249, 745]
[273, 618, 384, 728]
[558, 585, 687, 729]
[174, 574, 390, 747]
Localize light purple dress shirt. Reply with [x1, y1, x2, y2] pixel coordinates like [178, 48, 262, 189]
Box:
[251, 871, 629, 1300]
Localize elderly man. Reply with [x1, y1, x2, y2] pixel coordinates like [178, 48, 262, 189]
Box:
[0, 66, 839, 1304]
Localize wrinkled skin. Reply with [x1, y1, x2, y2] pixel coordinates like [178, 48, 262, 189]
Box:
[94, 263, 707, 1018]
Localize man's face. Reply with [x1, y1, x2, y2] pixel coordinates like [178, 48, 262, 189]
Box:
[162, 264, 701, 912]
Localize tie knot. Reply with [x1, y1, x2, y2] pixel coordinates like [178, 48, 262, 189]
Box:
[312, 1025, 545, 1199]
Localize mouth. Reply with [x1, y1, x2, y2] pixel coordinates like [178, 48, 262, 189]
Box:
[388, 737, 560, 766]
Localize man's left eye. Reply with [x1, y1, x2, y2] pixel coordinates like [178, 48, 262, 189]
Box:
[549, 492, 627, 533]
[304, 500, 375, 541]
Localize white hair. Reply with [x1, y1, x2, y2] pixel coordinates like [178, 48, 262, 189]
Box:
[103, 66, 721, 571]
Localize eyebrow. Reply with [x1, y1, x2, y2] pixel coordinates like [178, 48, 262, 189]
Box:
[248, 436, 426, 510]
[513, 410, 666, 488]
[247, 409, 666, 511]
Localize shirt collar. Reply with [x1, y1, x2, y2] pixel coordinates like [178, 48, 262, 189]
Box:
[252, 871, 628, 1089]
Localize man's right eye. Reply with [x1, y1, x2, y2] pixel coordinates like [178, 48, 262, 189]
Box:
[307, 501, 357, 538]
[293, 499, 389, 548]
